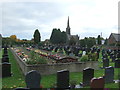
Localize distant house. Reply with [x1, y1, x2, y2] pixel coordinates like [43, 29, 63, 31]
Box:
[108, 33, 120, 46]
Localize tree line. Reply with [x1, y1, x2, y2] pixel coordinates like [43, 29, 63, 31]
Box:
[1, 28, 107, 48]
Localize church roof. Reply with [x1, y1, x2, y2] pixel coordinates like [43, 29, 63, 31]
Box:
[110, 33, 120, 42]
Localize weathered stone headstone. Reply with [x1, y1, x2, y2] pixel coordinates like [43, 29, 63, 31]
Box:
[114, 59, 120, 68]
[57, 69, 69, 88]
[103, 58, 109, 68]
[83, 67, 94, 86]
[105, 66, 114, 83]
[25, 70, 41, 88]
[2, 62, 11, 77]
[90, 77, 105, 89]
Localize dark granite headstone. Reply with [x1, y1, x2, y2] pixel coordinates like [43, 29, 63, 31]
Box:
[57, 69, 69, 88]
[105, 66, 114, 83]
[2, 62, 11, 77]
[103, 58, 109, 68]
[90, 77, 105, 89]
[83, 67, 94, 86]
[111, 55, 116, 62]
[25, 70, 41, 88]
[2, 54, 8, 58]
[4, 48, 8, 54]
[114, 59, 120, 68]
[2, 56, 9, 63]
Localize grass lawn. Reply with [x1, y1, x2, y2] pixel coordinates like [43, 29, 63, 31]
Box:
[2, 48, 120, 89]
[2, 49, 26, 89]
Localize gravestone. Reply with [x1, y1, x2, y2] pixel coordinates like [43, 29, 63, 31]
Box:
[2, 56, 9, 63]
[111, 55, 116, 62]
[57, 69, 69, 88]
[82, 51, 86, 56]
[69, 52, 74, 57]
[114, 59, 120, 68]
[25, 70, 41, 88]
[83, 67, 94, 86]
[105, 66, 114, 83]
[90, 77, 104, 89]
[2, 62, 11, 77]
[2, 54, 8, 58]
[103, 58, 109, 68]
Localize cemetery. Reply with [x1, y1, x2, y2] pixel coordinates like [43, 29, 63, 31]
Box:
[1, 17, 120, 89]
[1, 44, 120, 89]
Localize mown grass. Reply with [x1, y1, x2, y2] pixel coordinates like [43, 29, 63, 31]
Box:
[2, 49, 26, 89]
[2, 49, 120, 89]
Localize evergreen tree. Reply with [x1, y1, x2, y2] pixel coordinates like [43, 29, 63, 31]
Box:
[50, 28, 67, 44]
[33, 29, 41, 44]
[97, 35, 101, 45]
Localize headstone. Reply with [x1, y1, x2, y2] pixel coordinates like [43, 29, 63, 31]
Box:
[69, 52, 74, 57]
[83, 67, 94, 86]
[105, 66, 114, 83]
[114, 59, 120, 68]
[82, 51, 86, 56]
[103, 58, 109, 68]
[90, 77, 105, 89]
[25, 70, 41, 88]
[2, 56, 9, 63]
[2, 54, 8, 58]
[111, 55, 116, 62]
[57, 69, 69, 88]
[2, 62, 11, 77]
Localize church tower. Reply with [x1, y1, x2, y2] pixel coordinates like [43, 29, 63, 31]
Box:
[66, 16, 71, 35]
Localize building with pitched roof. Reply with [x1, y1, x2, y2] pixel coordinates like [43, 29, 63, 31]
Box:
[108, 33, 120, 45]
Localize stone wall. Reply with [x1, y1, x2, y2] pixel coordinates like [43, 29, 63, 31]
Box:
[11, 48, 99, 75]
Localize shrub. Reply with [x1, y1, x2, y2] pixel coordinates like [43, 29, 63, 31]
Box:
[79, 55, 88, 62]
[91, 53, 98, 61]
[30, 51, 35, 59]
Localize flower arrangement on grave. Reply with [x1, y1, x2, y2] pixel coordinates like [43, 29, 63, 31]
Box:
[25, 50, 48, 64]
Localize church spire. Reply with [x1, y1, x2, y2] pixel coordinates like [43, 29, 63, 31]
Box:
[66, 16, 71, 35]
[67, 16, 70, 28]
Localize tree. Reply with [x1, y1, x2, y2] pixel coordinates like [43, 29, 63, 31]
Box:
[61, 31, 67, 44]
[50, 28, 67, 44]
[97, 35, 101, 45]
[33, 29, 41, 44]
[104, 38, 108, 45]
[69, 36, 76, 45]
[10, 35, 17, 45]
[79, 37, 96, 48]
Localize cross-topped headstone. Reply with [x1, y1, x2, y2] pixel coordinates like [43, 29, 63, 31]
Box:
[25, 70, 41, 88]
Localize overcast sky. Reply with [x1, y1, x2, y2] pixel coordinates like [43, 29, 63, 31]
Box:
[0, 0, 119, 41]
